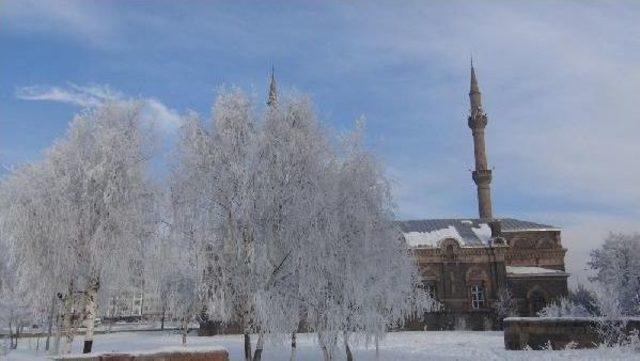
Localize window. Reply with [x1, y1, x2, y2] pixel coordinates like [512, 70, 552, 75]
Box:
[471, 285, 485, 309]
[446, 245, 455, 256]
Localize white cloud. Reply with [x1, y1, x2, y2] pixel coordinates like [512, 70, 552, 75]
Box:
[1, 0, 119, 48]
[5, 1, 639, 285]
[16, 84, 122, 108]
[16, 84, 181, 133]
[140, 98, 182, 132]
[355, 2, 640, 212]
[360, 2, 640, 285]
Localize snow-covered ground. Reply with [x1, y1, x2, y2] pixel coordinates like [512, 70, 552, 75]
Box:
[2, 330, 638, 361]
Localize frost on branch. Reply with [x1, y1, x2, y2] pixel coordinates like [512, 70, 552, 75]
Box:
[589, 233, 640, 316]
[0, 101, 158, 354]
[494, 287, 518, 322]
[165, 90, 437, 361]
[537, 297, 590, 318]
[1, 86, 438, 360]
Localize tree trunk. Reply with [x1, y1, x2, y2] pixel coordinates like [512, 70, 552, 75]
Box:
[45, 294, 56, 351]
[8, 319, 15, 349]
[251, 333, 264, 361]
[375, 334, 379, 360]
[14, 324, 22, 350]
[160, 305, 166, 331]
[82, 278, 99, 353]
[62, 310, 74, 354]
[53, 312, 62, 355]
[289, 332, 297, 361]
[318, 332, 332, 361]
[181, 317, 189, 345]
[62, 286, 76, 354]
[244, 333, 252, 361]
[343, 331, 353, 361]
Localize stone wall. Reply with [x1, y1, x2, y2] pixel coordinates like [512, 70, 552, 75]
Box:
[55, 348, 229, 361]
[503, 317, 640, 350]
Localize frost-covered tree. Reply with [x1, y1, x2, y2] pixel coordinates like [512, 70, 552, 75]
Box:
[591, 284, 632, 346]
[303, 122, 437, 361]
[493, 287, 518, 322]
[168, 87, 435, 361]
[148, 228, 201, 345]
[0, 101, 157, 354]
[145, 189, 206, 346]
[537, 297, 590, 318]
[251, 95, 334, 361]
[0, 234, 31, 350]
[0, 158, 73, 352]
[589, 233, 640, 315]
[0, 283, 31, 350]
[157, 110, 217, 333]
[168, 91, 265, 361]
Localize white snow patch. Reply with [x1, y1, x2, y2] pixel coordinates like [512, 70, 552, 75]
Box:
[471, 223, 492, 244]
[403, 225, 462, 247]
[6, 330, 640, 361]
[506, 266, 566, 275]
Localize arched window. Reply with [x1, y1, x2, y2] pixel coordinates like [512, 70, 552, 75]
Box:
[471, 285, 485, 309]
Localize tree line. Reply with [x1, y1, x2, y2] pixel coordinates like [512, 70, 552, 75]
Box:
[0, 87, 437, 360]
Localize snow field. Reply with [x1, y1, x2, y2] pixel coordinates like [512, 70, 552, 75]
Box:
[4, 330, 639, 361]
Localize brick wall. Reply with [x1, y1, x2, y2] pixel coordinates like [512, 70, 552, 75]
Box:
[503, 317, 640, 350]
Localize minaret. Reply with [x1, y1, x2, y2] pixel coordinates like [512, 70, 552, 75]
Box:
[267, 66, 278, 107]
[468, 61, 493, 220]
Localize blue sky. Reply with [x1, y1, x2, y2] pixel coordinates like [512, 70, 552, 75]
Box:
[1, 1, 639, 281]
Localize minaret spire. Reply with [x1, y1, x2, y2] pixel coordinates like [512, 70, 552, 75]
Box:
[267, 66, 278, 107]
[469, 59, 482, 113]
[467, 61, 493, 219]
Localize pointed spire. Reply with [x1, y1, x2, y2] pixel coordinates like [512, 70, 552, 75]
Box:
[466, 59, 493, 219]
[469, 58, 482, 111]
[267, 66, 278, 107]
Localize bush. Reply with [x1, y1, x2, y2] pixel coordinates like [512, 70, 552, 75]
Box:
[537, 297, 590, 318]
[569, 284, 600, 316]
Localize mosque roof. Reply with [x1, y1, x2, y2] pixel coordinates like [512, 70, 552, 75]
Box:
[397, 218, 558, 248]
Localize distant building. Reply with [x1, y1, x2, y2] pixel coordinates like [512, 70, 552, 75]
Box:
[398, 63, 568, 330]
[104, 291, 164, 321]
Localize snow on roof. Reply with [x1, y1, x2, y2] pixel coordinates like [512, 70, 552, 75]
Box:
[506, 266, 568, 277]
[402, 223, 494, 248]
[397, 218, 559, 248]
[403, 225, 462, 248]
[471, 223, 492, 244]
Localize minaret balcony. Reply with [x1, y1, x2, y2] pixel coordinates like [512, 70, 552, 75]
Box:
[472, 169, 492, 185]
[468, 113, 488, 129]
